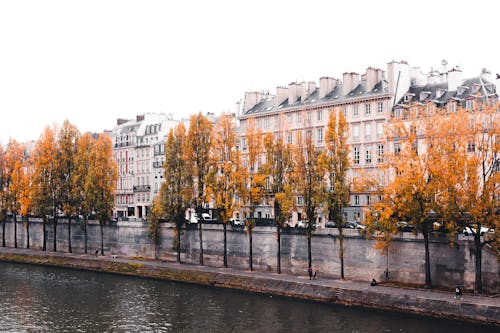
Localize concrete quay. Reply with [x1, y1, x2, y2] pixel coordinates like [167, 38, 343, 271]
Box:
[0, 247, 498, 326]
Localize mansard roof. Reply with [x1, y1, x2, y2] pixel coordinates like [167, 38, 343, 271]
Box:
[395, 77, 497, 107]
[242, 80, 389, 116]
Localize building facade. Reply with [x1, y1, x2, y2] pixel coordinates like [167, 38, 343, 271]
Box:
[111, 113, 179, 220]
[238, 61, 498, 226]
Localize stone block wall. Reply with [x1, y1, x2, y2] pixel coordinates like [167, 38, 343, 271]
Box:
[1, 218, 498, 293]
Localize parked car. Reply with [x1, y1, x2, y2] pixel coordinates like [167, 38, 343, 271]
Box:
[189, 213, 212, 224]
[296, 220, 307, 228]
[396, 221, 414, 232]
[346, 221, 366, 230]
[325, 221, 336, 228]
[462, 226, 492, 236]
[230, 217, 244, 226]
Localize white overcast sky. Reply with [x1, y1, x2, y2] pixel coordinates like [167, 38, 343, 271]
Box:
[0, 0, 498, 143]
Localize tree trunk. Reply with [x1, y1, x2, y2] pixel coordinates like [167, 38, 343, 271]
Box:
[42, 218, 47, 251]
[25, 216, 30, 249]
[2, 217, 5, 247]
[474, 233, 483, 294]
[84, 219, 88, 254]
[198, 213, 204, 265]
[249, 226, 253, 271]
[13, 214, 17, 248]
[53, 216, 57, 252]
[277, 225, 281, 274]
[100, 221, 104, 256]
[423, 230, 432, 288]
[176, 221, 181, 263]
[223, 222, 228, 268]
[307, 227, 312, 270]
[67, 217, 72, 253]
[339, 227, 345, 279]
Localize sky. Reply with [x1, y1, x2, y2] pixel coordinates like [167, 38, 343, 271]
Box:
[1, 0, 499, 143]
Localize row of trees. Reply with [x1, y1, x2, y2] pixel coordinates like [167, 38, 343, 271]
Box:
[150, 111, 351, 276]
[153, 106, 498, 294]
[366, 104, 499, 293]
[0, 121, 117, 255]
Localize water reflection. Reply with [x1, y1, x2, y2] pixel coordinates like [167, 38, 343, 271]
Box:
[0, 262, 496, 332]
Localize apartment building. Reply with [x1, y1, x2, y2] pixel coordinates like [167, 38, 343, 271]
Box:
[111, 113, 179, 220]
[238, 61, 498, 226]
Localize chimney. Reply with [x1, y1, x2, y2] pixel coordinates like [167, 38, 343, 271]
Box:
[117, 118, 128, 126]
[136, 114, 145, 122]
[319, 77, 336, 98]
[387, 61, 411, 105]
[342, 72, 360, 96]
[276, 86, 288, 106]
[480, 68, 493, 83]
[288, 82, 299, 105]
[243, 91, 263, 112]
[447, 67, 463, 91]
[366, 67, 377, 92]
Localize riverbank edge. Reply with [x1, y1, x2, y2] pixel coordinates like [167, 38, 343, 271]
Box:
[0, 249, 498, 326]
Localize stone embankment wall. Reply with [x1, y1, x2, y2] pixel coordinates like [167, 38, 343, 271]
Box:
[1, 218, 498, 293]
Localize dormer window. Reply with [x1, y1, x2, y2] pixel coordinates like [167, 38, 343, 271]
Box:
[457, 86, 468, 95]
[436, 89, 446, 99]
[471, 84, 480, 94]
[419, 91, 431, 101]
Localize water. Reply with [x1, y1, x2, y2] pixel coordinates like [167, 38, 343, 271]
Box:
[0, 262, 496, 333]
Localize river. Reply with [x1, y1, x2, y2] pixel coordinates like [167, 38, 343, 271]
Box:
[0, 262, 495, 332]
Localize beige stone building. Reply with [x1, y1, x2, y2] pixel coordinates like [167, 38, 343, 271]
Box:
[237, 61, 498, 226]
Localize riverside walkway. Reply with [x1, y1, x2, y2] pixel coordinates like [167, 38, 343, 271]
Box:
[0, 247, 498, 326]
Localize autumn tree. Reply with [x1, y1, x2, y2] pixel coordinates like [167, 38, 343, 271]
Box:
[6, 140, 26, 248]
[262, 132, 294, 273]
[151, 123, 192, 263]
[210, 114, 242, 268]
[83, 134, 117, 256]
[186, 113, 213, 265]
[0, 143, 7, 247]
[432, 106, 500, 293]
[56, 120, 80, 253]
[240, 118, 264, 271]
[32, 126, 59, 251]
[322, 109, 350, 279]
[292, 131, 325, 271]
[20, 153, 34, 249]
[74, 132, 95, 253]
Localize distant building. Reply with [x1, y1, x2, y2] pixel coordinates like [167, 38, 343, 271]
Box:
[111, 113, 179, 220]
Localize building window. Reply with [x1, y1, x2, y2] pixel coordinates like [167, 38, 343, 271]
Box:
[287, 132, 293, 145]
[353, 105, 359, 116]
[365, 123, 372, 139]
[242, 138, 247, 151]
[377, 102, 383, 113]
[306, 112, 311, 122]
[394, 142, 401, 155]
[317, 110, 323, 121]
[377, 144, 384, 163]
[342, 107, 347, 117]
[354, 195, 360, 206]
[287, 114, 292, 123]
[376, 122, 384, 138]
[467, 142, 476, 152]
[317, 128, 323, 143]
[353, 125, 360, 141]
[296, 112, 302, 123]
[354, 146, 360, 164]
[365, 103, 371, 115]
[297, 196, 304, 205]
[365, 146, 372, 164]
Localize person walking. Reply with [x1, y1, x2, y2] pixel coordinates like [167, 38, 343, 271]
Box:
[308, 266, 313, 280]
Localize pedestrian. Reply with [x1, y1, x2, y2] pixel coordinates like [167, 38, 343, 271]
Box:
[95, 249, 99, 257]
[370, 278, 377, 286]
[455, 285, 463, 299]
[308, 266, 313, 280]
[313, 267, 318, 280]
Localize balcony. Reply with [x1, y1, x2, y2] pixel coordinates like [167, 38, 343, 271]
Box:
[153, 161, 164, 168]
[133, 185, 151, 192]
[114, 142, 135, 148]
